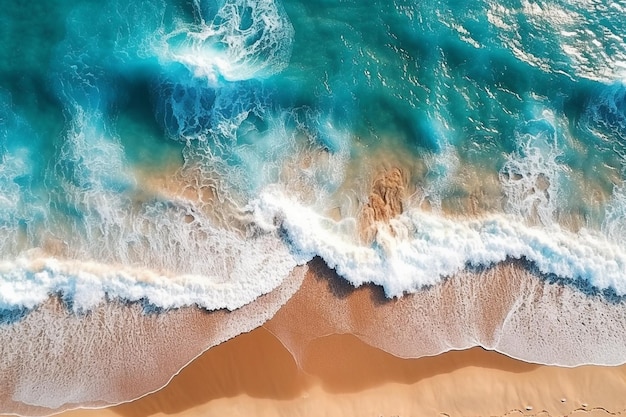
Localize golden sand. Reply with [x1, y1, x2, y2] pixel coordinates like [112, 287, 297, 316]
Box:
[56, 326, 626, 417]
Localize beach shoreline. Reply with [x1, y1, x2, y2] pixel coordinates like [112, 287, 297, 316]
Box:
[4, 259, 625, 417]
[53, 325, 626, 417]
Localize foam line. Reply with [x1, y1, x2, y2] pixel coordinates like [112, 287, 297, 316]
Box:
[251, 187, 626, 298]
[0, 233, 296, 312]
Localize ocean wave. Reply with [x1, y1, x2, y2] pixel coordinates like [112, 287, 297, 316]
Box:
[251, 186, 626, 298]
[0, 266, 307, 413]
[153, 0, 294, 83]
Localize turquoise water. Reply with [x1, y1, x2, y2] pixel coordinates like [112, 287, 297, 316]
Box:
[1, 0, 626, 357]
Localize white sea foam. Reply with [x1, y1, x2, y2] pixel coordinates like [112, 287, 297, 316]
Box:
[153, 0, 294, 83]
[1, 101, 623, 315]
[0, 0, 303, 315]
[500, 112, 565, 225]
[3, 0, 626, 326]
[0, 220, 296, 312]
[251, 186, 626, 298]
[0, 102, 298, 313]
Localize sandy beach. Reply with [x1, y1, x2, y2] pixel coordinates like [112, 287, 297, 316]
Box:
[56, 326, 626, 417]
[42, 260, 626, 417]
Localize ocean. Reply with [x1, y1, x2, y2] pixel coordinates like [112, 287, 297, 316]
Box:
[1, 0, 626, 413]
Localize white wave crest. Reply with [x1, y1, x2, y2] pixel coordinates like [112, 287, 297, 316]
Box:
[154, 0, 294, 83]
[251, 187, 626, 298]
[0, 218, 296, 312]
